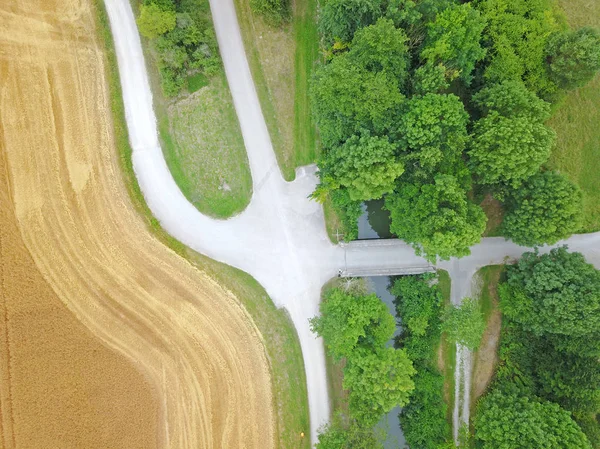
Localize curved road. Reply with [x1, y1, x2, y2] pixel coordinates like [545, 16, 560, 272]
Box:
[105, 0, 600, 444]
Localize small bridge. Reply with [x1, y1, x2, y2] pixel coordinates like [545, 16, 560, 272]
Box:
[338, 239, 436, 278]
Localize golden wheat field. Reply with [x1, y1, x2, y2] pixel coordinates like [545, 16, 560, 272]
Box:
[0, 1, 275, 448]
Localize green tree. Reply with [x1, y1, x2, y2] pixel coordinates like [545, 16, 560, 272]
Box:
[469, 113, 555, 188]
[391, 274, 442, 338]
[546, 28, 600, 90]
[421, 3, 487, 84]
[348, 18, 410, 87]
[475, 391, 592, 449]
[385, 175, 486, 261]
[475, 0, 561, 98]
[344, 347, 415, 425]
[318, 0, 384, 43]
[472, 80, 552, 120]
[411, 63, 449, 95]
[309, 288, 395, 360]
[500, 247, 600, 338]
[137, 3, 177, 39]
[397, 93, 469, 172]
[310, 54, 404, 147]
[503, 172, 583, 246]
[441, 298, 485, 350]
[320, 133, 404, 201]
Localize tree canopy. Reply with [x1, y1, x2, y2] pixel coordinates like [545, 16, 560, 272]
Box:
[309, 287, 395, 361]
[320, 133, 404, 201]
[344, 347, 415, 425]
[397, 93, 469, 173]
[546, 27, 600, 90]
[475, 391, 592, 449]
[469, 81, 555, 187]
[318, 0, 384, 43]
[500, 247, 600, 338]
[420, 3, 487, 84]
[386, 175, 486, 261]
[502, 171, 583, 246]
[137, 3, 177, 39]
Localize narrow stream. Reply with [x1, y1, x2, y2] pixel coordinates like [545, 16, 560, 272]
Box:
[358, 202, 407, 448]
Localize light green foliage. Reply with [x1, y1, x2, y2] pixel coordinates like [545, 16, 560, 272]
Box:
[250, 0, 290, 25]
[412, 63, 449, 95]
[140, 0, 220, 96]
[318, 0, 384, 43]
[309, 288, 395, 361]
[321, 133, 404, 201]
[469, 81, 555, 187]
[328, 188, 363, 241]
[475, 391, 592, 449]
[441, 297, 486, 350]
[475, 0, 561, 98]
[349, 18, 410, 88]
[316, 414, 384, 449]
[386, 175, 487, 261]
[503, 171, 583, 246]
[546, 27, 600, 89]
[344, 347, 415, 425]
[421, 3, 487, 84]
[310, 54, 404, 147]
[137, 3, 176, 39]
[397, 93, 469, 172]
[391, 274, 441, 339]
[500, 247, 600, 338]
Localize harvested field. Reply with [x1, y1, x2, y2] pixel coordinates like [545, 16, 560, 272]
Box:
[0, 1, 275, 448]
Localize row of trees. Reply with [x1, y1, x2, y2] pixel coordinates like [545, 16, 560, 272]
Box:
[474, 247, 600, 448]
[310, 284, 416, 448]
[137, 0, 220, 96]
[310, 0, 600, 259]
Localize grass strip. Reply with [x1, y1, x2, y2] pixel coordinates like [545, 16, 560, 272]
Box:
[94, 2, 310, 447]
[437, 270, 456, 429]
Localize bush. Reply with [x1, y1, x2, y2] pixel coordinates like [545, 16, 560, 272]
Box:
[250, 0, 291, 26]
[137, 3, 176, 39]
[546, 27, 600, 90]
[441, 297, 485, 350]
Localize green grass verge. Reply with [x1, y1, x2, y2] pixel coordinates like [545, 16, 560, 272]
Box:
[547, 0, 600, 233]
[164, 71, 252, 218]
[133, 0, 251, 219]
[233, 0, 319, 181]
[437, 270, 456, 429]
[187, 72, 209, 93]
[94, 2, 309, 447]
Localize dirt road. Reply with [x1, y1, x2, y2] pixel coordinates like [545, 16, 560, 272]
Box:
[0, 1, 275, 448]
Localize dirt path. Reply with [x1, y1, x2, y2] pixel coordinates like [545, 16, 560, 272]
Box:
[0, 1, 275, 448]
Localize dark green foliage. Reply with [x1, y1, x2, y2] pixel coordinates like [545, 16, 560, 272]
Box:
[400, 368, 449, 449]
[420, 3, 487, 84]
[344, 347, 415, 425]
[391, 274, 451, 448]
[187, 72, 208, 93]
[441, 297, 485, 350]
[139, 0, 220, 96]
[310, 53, 404, 147]
[318, 0, 384, 43]
[320, 133, 404, 201]
[386, 175, 486, 261]
[396, 93, 469, 173]
[502, 172, 583, 246]
[500, 247, 600, 338]
[349, 18, 410, 88]
[475, 390, 592, 449]
[309, 288, 395, 361]
[575, 415, 600, 449]
[250, 0, 291, 25]
[546, 28, 600, 90]
[469, 81, 555, 187]
[411, 63, 449, 95]
[475, 0, 561, 98]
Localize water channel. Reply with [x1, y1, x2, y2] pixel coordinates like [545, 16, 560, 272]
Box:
[357, 201, 407, 449]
